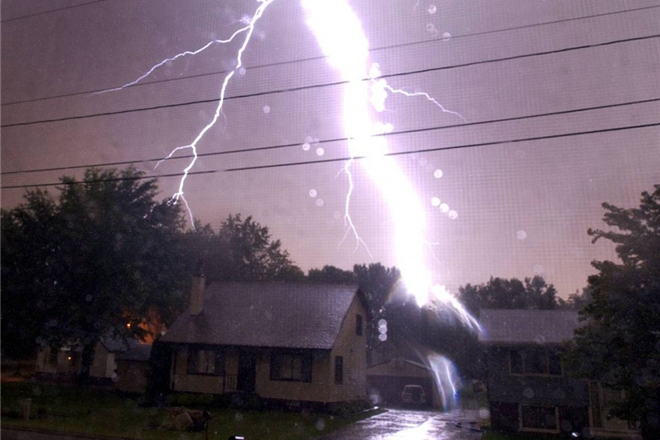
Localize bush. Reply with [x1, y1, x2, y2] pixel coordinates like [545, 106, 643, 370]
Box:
[326, 400, 372, 416]
[165, 393, 213, 408]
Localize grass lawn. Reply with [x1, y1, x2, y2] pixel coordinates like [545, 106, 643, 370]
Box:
[1, 382, 375, 440]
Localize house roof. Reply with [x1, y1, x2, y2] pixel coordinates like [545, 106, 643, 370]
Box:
[160, 282, 361, 350]
[115, 344, 152, 362]
[478, 309, 580, 345]
[100, 334, 142, 353]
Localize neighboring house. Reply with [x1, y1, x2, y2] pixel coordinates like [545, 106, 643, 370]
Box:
[159, 278, 368, 407]
[115, 344, 152, 394]
[479, 309, 639, 438]
[36, 335, 147, 385]
[367, 357, 440, 408]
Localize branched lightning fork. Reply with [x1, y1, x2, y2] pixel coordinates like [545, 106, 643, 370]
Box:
[96, 0, 276, 223]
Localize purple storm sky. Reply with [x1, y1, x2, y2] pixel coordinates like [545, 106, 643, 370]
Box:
[2, 0, 659, 298]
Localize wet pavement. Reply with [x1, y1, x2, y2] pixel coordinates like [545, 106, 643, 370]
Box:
[319, 408, 483, 440]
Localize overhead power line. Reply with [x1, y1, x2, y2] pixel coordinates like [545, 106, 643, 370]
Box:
[1, 0, 109, 23]
[3, 33, 658, 129]
[2, 4, 658, 107]
[3, 121, 657, 190]
[3, 97, 659, 177]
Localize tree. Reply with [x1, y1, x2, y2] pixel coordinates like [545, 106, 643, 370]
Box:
[307, 265, 356, 283]
[457, 275, 559, 315]
[566, 185, 660, 439]
[1, 168, 188, 379]
[182, 214, 303, 282]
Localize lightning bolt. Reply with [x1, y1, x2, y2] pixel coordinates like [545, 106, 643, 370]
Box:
[96, 0, 276, 223]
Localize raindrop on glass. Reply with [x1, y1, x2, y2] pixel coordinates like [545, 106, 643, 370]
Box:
[434, 169, 443, 179]
[533, 264, 544, 275]
[305, 136, 314, 144]
[428, 4, 437, 14]
[479, 408, 490, 419]
[238, 67, 246, 76]
[378, 319, 387, 326]
[302, 143, 311, 151]
[426, 23, 436, 33]
[262, 105, 270, 114]
[523, 388, 534, 398]
[442, 32, 452, 41]
[309, 189, 317, 198]
[516, 230, 527, 240]
[384, 123, 394, 133]
[431, 197, 441, 207]
[440, 203, 449, 213]
[378, 333, 388, 342]
[235, 412, 244, 422]
[85, 294, 93, 302]
[448, 210, 458, 219]
[316, 147, 325, 156]
[315, 198, 324, 207]
[315, 419, 326, 431]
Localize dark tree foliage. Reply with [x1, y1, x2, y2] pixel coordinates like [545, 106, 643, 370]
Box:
[566, 185, 660, 439]
[1, 168, 188, 376]
[182, 214, 304, 282]
[457, 275, 559, 315]
[307, 265, 356, 283]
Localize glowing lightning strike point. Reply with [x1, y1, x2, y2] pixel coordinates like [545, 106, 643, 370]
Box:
[97, 0, 276, 224]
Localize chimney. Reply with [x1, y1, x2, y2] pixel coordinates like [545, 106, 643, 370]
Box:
[189, 261, 206, 316]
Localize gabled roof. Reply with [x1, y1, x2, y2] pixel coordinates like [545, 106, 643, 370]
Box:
[478, 309, 580, 345]
[100, 334, 142, 353]
[115, 344, 152, 362]
[160, 282, 361, 350]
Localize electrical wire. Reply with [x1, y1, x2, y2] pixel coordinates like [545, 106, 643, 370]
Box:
[3, 97, 659, 176]
[3, 34, 657, 129]
[1, 0, 109, 24]
[2, 4, 658, 107]
[3, 121, 657, 190]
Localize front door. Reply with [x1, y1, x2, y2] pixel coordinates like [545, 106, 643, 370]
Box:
[237, 352, 256, 393]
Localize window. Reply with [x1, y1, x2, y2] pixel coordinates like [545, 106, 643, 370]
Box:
[334, 356, 344, 384]
[520, 405, 559, 432]
[187, 348, 224, 376]
[510, 348, 562, 376]
[356, 314, 363, 336]
[270, 352, 311, 382]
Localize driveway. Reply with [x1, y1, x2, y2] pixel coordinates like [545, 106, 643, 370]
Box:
[319, 408, 483, 440]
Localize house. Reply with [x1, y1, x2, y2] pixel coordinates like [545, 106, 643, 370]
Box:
[479, 309, 639, 438]
[158, 278, 368, 407]
[36, 334, 148, 385]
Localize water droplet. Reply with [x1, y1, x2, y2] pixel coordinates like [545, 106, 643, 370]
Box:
[426, 23, 436, 33]
[315, 198, 324, 207]
[305, 136, 314, 144]
[448, 210, 458, 219]
[316, 147, 325, 156]
[312, 137, 320, 144]
[315, 419, 326, 431]
[262, 105, 270, 114]
[85, 294, 93, 302]
[309, 189, 317, 198]
[378, 333, 388, 342]
[378, 319, 387, 326]
[440, 203, 449, 213]
[442, 32, 452, 41]
[516, 230, 527, 240]
[479, 408, 490, 419]
[428, 4, 437, 14]
[302, 143, 310, 151]
[523, 388, 534, 398]
[238, 67, 246, 76]
[533, 264, 544, 275]
[235, 412, 244, 422]
[431, 197, 441, 207]
[434, 169, 443, 179]
[378, 324, 387, 334]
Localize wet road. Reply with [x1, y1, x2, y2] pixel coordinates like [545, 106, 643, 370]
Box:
[319, 409, 483, 440]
